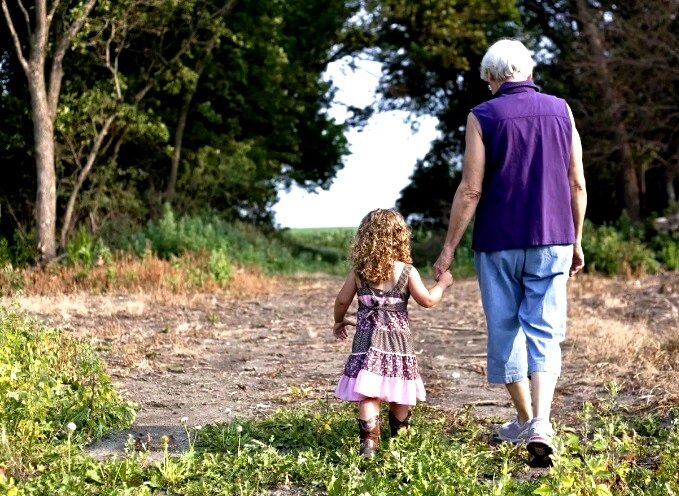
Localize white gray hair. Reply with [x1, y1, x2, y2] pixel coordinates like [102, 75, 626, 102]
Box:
[480, 39, 535, 82]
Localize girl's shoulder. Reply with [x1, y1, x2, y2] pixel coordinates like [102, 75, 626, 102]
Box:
[393, 260, 413, 271]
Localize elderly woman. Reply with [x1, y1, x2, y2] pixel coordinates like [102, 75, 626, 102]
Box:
[433, 39, 587, 465]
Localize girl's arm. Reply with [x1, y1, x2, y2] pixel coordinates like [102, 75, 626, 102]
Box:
[408, 267, 453, 309]
[333, 270, 358, 339]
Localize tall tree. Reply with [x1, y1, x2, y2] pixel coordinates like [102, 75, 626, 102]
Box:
[1, 0, 96, 261]
[521, 0, 679, 222]
[350, 0, 519, 225]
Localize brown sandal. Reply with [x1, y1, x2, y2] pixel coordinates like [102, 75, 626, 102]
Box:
[388, 410, 411, 437]
[357, 415, 380, 457]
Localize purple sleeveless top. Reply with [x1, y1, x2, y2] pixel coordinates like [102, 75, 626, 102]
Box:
[470, 80, 575, 252]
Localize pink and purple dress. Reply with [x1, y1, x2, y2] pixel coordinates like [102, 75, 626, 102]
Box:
[335, 265, 426, 406]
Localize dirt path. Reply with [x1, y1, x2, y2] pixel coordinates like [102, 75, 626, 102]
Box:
[8, 272, 678, 459]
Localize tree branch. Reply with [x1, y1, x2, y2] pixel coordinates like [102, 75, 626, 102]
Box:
[60, 113, 116, 247]
[104, 23, 125, 100]
[1, 0, 30, 72]
[47, 0, 61, 24]
[48, 0, 97, 117]
[16, 0, 31, 38]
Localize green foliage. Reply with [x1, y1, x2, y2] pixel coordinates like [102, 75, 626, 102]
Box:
[1, 0, 357, 248]
[4, 382, 679, 494]
[0, 307, 677, 493]
[582, 221, 660, 275]
[581, 216, 679, 275]
[281, 227, 356, 266]
[649, 231, 679, 271]
[0, 231, 37, 268]
[0, 309, 135, 478]
[65, 228, 113, 268]
[208, 248, 232, 283]
[126, 206, 349, 275]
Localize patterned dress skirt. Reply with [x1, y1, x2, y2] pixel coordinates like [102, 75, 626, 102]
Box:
[335, 278, 425, 406]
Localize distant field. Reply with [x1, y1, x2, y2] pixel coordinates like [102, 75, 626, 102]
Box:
[285, 227, 356, 249]
[283, 226, 478, 278]
[282, 227, 356, 271]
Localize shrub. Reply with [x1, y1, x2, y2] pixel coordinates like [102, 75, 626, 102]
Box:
[582, 220, 660, 275]
[65, 228, 113, 268]
[0, 309, 136, 476]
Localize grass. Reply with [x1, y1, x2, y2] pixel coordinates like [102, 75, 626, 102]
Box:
[2, 363, 679, 495]
[0, 307, 135, 483]
[1, 260, 678, 493]
[1, 305, 678, 495]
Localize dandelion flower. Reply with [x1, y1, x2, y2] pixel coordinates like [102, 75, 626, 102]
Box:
[67, 422, 77, 432]
[180, 416, 189, 424]
[236, 425, 243, 433]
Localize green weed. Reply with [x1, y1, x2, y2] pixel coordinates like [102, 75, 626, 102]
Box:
[0, 308, 135, 481]
[4, 365, 679, 495]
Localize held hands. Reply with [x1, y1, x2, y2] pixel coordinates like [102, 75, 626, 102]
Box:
[333, 319, 356, 340]
[437, 270, 454, 288]
[433, 248, 454, 280]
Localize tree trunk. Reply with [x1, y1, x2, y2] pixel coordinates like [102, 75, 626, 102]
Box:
[576, 0, 641, 221]
[165, 91, 192, 203]
[668, 167, 677, 205]
[28, 72, 58, 261]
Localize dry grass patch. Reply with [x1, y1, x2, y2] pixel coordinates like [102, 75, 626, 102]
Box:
[0, 253, 280, 297]
[566, 314, 679, 406]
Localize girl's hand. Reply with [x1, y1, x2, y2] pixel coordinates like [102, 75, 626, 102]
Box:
[333, 319, 356, 340]
[438, 270, 454, 288]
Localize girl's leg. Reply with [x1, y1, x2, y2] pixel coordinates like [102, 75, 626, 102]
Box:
[358, 398, 381, 420]
[388, 402, 412, 437]
[357, 398, 381, 457]
[389, 403, 410, 421]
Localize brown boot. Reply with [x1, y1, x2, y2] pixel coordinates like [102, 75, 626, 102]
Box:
[357, 415, 380, 457]
[388, 410, 411, 437]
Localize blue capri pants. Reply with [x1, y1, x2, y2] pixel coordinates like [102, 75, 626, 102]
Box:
[474, 245, 572, 384]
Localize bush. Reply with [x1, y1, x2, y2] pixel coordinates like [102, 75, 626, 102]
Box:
[582, 220, 660, 275]
[0, 231, 37, 267]
[0, 309, 136, 476]
[125, 206, 348, 275]
[65, 227, 113, 268]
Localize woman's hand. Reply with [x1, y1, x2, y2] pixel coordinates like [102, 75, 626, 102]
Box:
[433, 248, 454, 280]
[333, 319, 356, 340]
[570, 243, 585, 276]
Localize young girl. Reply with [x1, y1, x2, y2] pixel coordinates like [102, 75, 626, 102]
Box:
[333, 208, 453, 457]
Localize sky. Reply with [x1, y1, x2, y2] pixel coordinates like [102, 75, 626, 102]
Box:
[273, 58, 439, 229]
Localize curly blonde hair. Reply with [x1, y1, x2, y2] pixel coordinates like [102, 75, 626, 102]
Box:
[350, 209, 412, 286]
